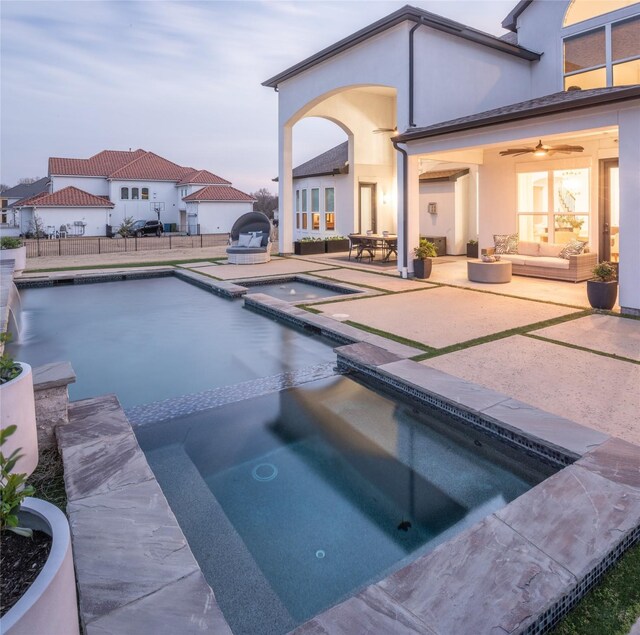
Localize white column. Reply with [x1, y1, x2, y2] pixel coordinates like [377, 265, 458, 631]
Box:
[278, 123, 294, 254]
[618, 107, 640, 315]
[405, 153, 421, 276]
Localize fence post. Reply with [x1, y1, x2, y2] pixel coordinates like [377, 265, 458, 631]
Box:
[98, 238, 101, 254]
[200, 234, 203, 248]
[135, 237, 138, 251]
[59, 240, 61, 256]
[169, 235, 172, 250]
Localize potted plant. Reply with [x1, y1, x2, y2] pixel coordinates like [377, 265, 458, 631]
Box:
[466, 239, 478, 259]
[0, 334, 38, 477]
[325, 236, 350, 253]
[413, 239, 437, 279]
[294, 237, 325, 256]
[0, 428, 80, 635]
[587, 261, 618, 310]
[0, 238, 26, 275]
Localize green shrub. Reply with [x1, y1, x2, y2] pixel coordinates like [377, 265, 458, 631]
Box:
[0, 237, 23, 250]
[414, 239, 437, 260]
[0, 426, 35, 537]
[0, 333, 21, 385]
[592, 261, 617, 282]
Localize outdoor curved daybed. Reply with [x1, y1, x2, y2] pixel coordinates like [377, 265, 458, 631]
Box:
[226, 212, 273, 265]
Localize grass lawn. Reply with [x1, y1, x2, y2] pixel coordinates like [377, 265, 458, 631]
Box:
[551, 541, 640, 635]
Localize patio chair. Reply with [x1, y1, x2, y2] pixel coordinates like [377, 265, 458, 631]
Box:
[348, 235, 363, 260]
[226, 212, 273, 265]
[383, 238, 397, 262]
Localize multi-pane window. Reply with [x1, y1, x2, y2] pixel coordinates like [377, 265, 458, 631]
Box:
[296, 213, 300, 230]
[517, 169, 590, 244]
[311, 213, 320, 230]
[325, 188, 335, 231]
[121, 187, 129, 199]
[301, 189, 307, 213]
[141, 188, 149, 200]
[295, 190, 300, 212]
[131, 187, 139, 200]
[564, 16, 640, 89]
[311, 188, 319, 213]
[301, 213, 308, 230]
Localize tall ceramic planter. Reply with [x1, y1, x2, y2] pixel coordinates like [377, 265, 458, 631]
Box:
[413, 258, 433, 279]
[0, 363, 38, 477]
[0, 246, 27, 275]
[0, 498, 80, 635]
[587, 280, 618, 310]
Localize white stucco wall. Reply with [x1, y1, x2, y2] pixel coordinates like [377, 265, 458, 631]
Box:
[108, 180, 181, 228]
[20, 207, 110, 236]
[192, 201, 254, 234]
[50, 176, 109, 196]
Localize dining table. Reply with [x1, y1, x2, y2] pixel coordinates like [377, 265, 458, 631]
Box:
[349, 233, 398, 262]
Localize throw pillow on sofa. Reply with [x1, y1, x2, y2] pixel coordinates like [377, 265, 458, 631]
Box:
[238, 233, 253, 247]
[248, 234, 263, 248]
[517, 241, 540, 256]
[559, 239, 587, 259]
[494, 233, 519, 254]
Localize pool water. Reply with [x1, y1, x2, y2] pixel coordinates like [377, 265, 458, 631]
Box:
[10, 277, 335, 407]
[244, 280, 349, 302]
[137, 375, 555, 634]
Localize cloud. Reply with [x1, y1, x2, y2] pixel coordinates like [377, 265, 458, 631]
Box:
[1, 0, 513, 192]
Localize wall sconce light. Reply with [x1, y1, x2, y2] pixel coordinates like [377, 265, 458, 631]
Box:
[428, 202, 437, 215]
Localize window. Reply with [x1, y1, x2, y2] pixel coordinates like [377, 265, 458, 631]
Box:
[295, 190, 300, 212]
[564, 0, 637, 27]
[324, 187, 335, 231]
[121, 187, 129, 199]
[311, 213, 320, 230]
[311, 188, 319, 213]
[564, 16, 640, 89]
[296, 213, 300, 230]
[301, 213, 308, 230]
[517, 168, 590, 243]
[325, 213, 335, 231]
[142, 188, 149, 200]
[131, 187, 139, 200]
[301, 189, 307, 213]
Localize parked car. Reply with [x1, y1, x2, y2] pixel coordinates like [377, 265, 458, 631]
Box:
[130, 219, 163, 237]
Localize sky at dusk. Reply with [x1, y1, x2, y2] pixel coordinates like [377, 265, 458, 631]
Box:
[1, 0, 518, 194]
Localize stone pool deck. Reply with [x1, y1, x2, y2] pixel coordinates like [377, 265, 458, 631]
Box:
[56, 343, 640, 635]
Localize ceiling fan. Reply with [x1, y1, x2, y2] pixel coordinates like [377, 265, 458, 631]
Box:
[500, 139, 584, 157]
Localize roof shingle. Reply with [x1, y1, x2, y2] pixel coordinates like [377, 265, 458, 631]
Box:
[178, 170, 231, 185]
[2, 177, 50, 199]
[183, 186, 255, 202]
[17, 186, 114, 208]
[292, 141, 349, 179]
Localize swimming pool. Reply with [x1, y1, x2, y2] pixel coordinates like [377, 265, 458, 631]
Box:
[10, 277, 335, 407]
[136, 374, 555, 635]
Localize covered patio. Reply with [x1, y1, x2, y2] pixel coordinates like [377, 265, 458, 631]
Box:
[393, 86, 640, 315]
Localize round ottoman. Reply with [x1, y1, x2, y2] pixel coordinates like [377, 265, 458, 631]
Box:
[467, 260, 512, 283]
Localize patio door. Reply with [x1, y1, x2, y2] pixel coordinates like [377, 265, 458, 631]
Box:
[599, 159, 619, 262]
[359, 183, 377, 233]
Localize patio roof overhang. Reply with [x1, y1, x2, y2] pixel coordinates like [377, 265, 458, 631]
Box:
[393, 86, 640, 145]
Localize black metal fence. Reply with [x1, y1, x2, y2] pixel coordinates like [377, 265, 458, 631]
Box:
[25, 233, 229, 258]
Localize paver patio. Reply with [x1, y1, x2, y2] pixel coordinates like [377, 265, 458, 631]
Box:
[313, 286, 580, 348]
[194, 257, 336, 280]
[309, 267, 436, 292]
[534, 313, 640, 361]
[423, 335, 640, 445]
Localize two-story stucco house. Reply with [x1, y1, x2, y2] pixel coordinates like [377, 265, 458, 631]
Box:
[13, 149, 255, 237]
[265, 1, 640, 315]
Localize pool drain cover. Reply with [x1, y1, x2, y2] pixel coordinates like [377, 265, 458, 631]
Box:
[252, 463, 278, 482]
[315, 550, 326, 559]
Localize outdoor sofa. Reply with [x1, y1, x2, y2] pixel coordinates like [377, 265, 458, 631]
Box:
[488, 238, 597, 282]
[226, 212, 273, 265]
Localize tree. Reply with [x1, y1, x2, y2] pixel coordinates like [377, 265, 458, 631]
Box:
[18, 177, 40, 185]
[0, 184, 9, 193]
[251, 188, 278, 219]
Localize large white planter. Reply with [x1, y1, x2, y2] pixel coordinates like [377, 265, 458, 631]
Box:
[0, 245, 27, 275]
[0, 363, 38, 477]
[0, 498, 80, 635]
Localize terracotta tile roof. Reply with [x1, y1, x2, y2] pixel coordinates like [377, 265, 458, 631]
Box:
[395, 86, 640, 142]
[49, 150, 146, 177]
[107, 152, 194, 181]
[183, 186, 255, 202]
[17, 186, 114, 208]
[178, 170, 231, 185]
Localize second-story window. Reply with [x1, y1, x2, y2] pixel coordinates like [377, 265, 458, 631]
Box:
[121, 187, 129, 199]
[131, 187, 139, 200]
[141, 188, 149, 200]
[564, 16, 639, 89]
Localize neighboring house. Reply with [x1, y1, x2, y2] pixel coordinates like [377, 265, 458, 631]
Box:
[12, 150, 254, 236]
[1, 178, 51, 232]
[182, 185, 256, 234]
[265, 0, 640, 315]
